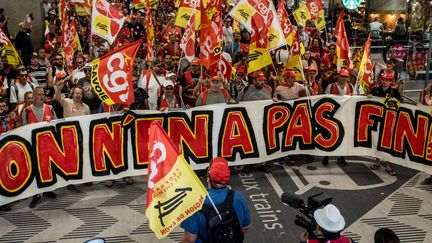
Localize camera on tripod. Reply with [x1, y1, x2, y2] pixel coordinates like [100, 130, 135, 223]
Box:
[281, 192, 332, 239]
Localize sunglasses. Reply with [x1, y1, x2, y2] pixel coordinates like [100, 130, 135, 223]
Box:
[237, 73, 244, 77]
[75, 61, 83, 64]
[20, 74, 29, 77]
[165, 87, 174, 90]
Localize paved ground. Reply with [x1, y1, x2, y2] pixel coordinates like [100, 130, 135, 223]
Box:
[0, 156, 431, 243]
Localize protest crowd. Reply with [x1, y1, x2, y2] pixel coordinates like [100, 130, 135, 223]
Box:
[0, 0, 430, 242]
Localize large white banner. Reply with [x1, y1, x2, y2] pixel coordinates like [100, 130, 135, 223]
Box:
[1, 95, 432, 205]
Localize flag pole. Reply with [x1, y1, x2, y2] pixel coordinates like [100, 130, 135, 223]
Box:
[207, 194, 223, 220]
[297, 51, 313, 119]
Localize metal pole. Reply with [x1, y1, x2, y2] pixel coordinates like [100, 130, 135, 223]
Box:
[424, 26, 432, 88]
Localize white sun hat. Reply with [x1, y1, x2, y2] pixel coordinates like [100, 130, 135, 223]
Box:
[313, 204, 345, 233]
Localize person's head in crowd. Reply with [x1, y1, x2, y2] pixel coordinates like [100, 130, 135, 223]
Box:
[83, 63, 92, 78]
[17, 66, 29, 84]
[23, 91, 34, 106]
[166, 72, 177, 84]
[297, 24, 304, 34]
[305, 19, 315, 28]
[163, 80, 175, 98]
[95, 37, 104, 47]
[251, 71, 266, 89]
[53, 55, 64, 68]
[311, 28, 322, 39]
[313, 204, 346, 236]
[385, 59, 395, 70]
[30, 52, 40, 67]
[0, 96, 8, 115]
[70, 86, 84, 103]
[82, 53, 90, 63]
[209, 76, 222, 93]
[169, 33, 177, 44]
[338, 69, 350, 84]
[374, 228, 400, 243]
[275, 62, 285, 74]
[97, 47, 106, 57]
[349, 71, 358, 86]
[224, 17, 232, 27]
[374, 17, 379, 22]
[48, 23, 56, 34]
[132, 74, 139, 89]
[164, 54, 174, 70]
[311, 37, 323, 51]
[122, 8, 129, 18]
[153, 60, 165, 74]
[307, 66, 318, 80]
[74, 56, 85, 69]
[233, 31, 241, 43]
[190, 58, 201, 74]
[328, 43, 336, 55]
[33, 86, 46, 106]
[237, 52, 249, 65]
[283, 70, 296, 86]
[207, 157, 230, 188]
[240, 29, 250, 42]
[235, 66, 246, 82]
[303, 49, 311, 60]
[136, 11, 144, 22]
[37, 49, 46, 61]
[380, 73, 394, 89]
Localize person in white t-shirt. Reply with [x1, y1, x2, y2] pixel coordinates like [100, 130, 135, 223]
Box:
[138, 60, 166, 110]
[9, 67, 36, 109]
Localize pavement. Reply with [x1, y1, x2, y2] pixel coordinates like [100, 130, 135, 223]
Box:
[0, 156, 431, 243]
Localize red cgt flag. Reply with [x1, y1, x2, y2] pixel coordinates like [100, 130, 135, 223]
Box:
[335, 11, 351, 71]
[90, 40, 142, 105]
[277, 0, 296, 46]
[199, 0, 221, 69]
[306, 0, 323, 19]
[179, 8, 196, 62]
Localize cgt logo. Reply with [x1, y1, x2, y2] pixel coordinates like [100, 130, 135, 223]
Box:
[148, 142, 167, 189]
[102, 53, 130, 102]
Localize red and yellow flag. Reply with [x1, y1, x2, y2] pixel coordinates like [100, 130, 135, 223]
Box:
[180, 8, 196, 62]
[134, 0, 159, 10]
[277, 0, 295, 46]
[293, 0, 322, 26]
[91, 0, 126, 45]
[0, 28, 20, 65]
[247, 18, 272, 74]
[144, 0, 155, 60]
[90, 40, 142, 105]
[357, 35, 374, 94]
[335, 11, 351, 71]
[145, 121, 208, 239]
[285, 31, 304, 80]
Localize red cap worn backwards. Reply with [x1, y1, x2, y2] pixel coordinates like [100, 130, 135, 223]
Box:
[209, 157, 230, 185]
[339, 69, 350, 77]
[251, 71, 266, 80]
[284, 70, 296, 78]
[381, 72, 394, 80]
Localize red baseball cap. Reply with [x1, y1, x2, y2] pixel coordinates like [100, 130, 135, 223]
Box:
[284, 70, 296, 78]
[381, 72, 394, 80]
[190, 58, 200, 66]
[209, 157, 230, 185]
[251, 71, 266, 80]
[339, 69, 349, 77]
[236, 66, 246, 74]
[307, 66, 318, 72]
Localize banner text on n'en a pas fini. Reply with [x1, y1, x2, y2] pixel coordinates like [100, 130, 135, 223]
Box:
[1, 95, 432, 205]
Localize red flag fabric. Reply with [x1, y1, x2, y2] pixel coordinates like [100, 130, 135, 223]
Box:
[277, 0, 295, 45]
[90, 40, 142, 105]
[335, 11, 351, 71]
[306, 0, 323, 19]
[199, 1, 220, 69]
[179, 9, 196, 62]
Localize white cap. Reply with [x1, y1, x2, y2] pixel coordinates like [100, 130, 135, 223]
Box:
[163, 80, 174, 87]
[166, 72, 176, 79]
[313, 204, 345, 233]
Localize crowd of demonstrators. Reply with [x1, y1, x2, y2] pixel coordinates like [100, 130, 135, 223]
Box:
[0, 0, 414, 214]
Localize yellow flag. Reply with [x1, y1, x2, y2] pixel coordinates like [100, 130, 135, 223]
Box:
[0, 28, 21, 65]
[293, 5, 310, 26]
[247, 43, 272, 74]
[146, 121, 208, 239]
[74, 33, 82, 52]
[286, 54, 304, 80]
[314, 10, 326, 31]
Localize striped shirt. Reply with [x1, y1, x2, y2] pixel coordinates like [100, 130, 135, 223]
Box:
[27, 64, 49, 87]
